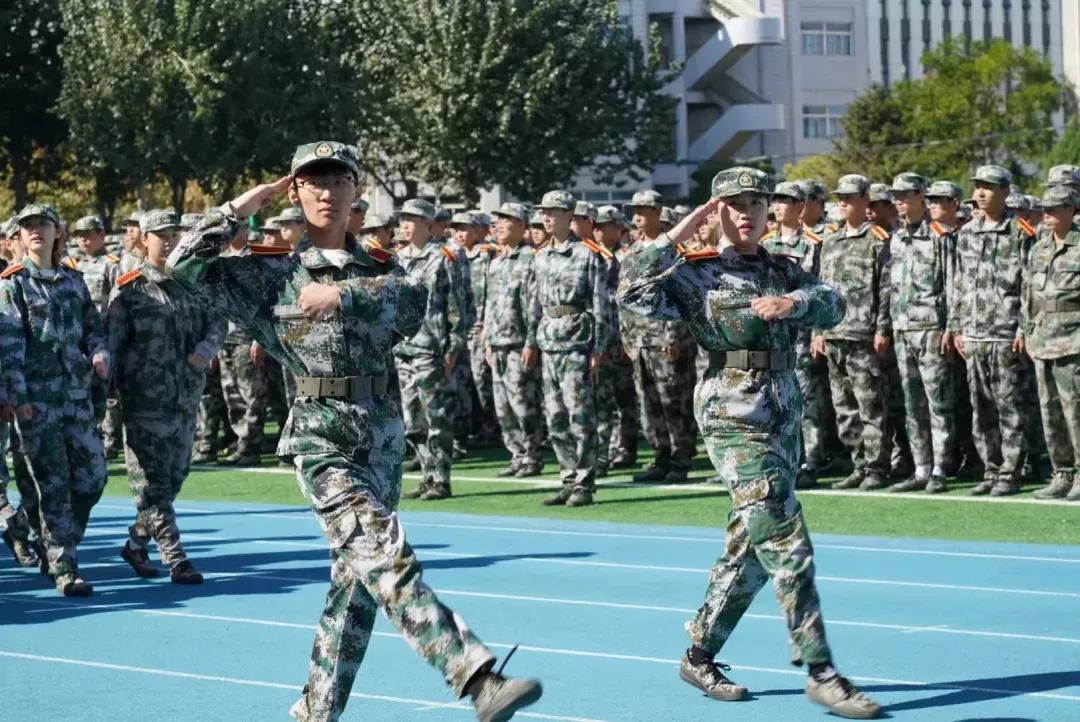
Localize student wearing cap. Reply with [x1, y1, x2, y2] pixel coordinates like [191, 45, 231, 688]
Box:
[345, 197, 368, 236]
[179, 213, 204, 230]
[530, 189, 614, 506]
[618, 167, 881, 720]
[275, 206, 306, 247]
[1044, 164, 1080, 193]
[167, 141, 541, 722]
[865, 183, 898, 231]
[396, 199, 469, 500]
[527, 211, 547, 248]
[593, 205, 639, 470]
[620, 189, 697, 484]
[811, 174, 896, 491]
[358, 213, 393, 249]
[950, 165, 1037, 496]
[107, 209, 225, 583]
[259, 216, 285, 246]
[432, 207, 453, 242]
[0, 204, 111, 597]
[1025, 186, 1080, 500]
[483, 202, 544, 477]
[884, 173, 957, 492]
[119, 212, 144, 271]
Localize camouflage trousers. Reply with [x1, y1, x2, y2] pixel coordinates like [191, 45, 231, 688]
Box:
[630, 345, 696, 471]
[596, 350, 637, 469]
[884, 348, 913, 469]
[489, 346, 542, 469]
[100, 394, 123, 454]
[468, 335, 498, 438]
[824, 339, 891, 476]
[220, 341, 267, 455]
[0, 421, 10, 519]
[15, 397, 107, 577]
[451, 351, 473, 443]
[894, 330, 955, 470]
[397, 353, 454, 487]
[265, 359, 289, 430]
[289, 436, 495, 722]
[541, 350, 596, 491]
[195, 361, 232, 456]
[963, 341, 1027, 482]
[1020, 359, 1048, 473]
[1034, 355, 1080, 478]
[687, 372, 831, 667]
[795, 348, 833, 469]
[1, 430, 41, 541]
[124, 409, 198, 567]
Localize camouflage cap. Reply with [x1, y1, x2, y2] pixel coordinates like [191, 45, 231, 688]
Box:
[529, 211, 545, 227]
[124, 211, 142, 225]
[139, 208, 180, 233]
[449, 211, 476, 227]
[16, 204, 61, 226]
[434, 208, 452, 223]
[491, 202, 529, 224]
[1045, 164, 1080, 187]
[1040, 185, 1080, 209]
[594, 205, 624, 225]
[890, 172, 928, 193]
[795, 179, 828, 200]
[350, 198, 369, 213]
[673, 204, 693, 218]
[276, 207, 305, 224]
[360, 213, 391, 231]
[572, 201, 597, 220]
[831, 174, 870, 196]
[1026, 195, 1043, 211]
[925, 181, 963, 200]
[399, 198, 436, 221]
[970, 164, 1012, 186]
[179, 213, 204, 229]
[772, 181, 805, 202]
[259, 218, 282, 231]
[868, 183, 894, 203]
[659, 207, 678, 226]
[1005, 192, 1030, 210]
[72, 215, 104, 233]
[711, 167, 772, 199]
[627, 189, 663, 209]
[536, 190, 576, 211]
[472, 211, 491, 227]
[957, 204, 972, 220]
[290, 141, 360, 177]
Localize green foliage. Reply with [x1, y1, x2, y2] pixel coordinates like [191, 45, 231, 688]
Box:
[781, 153, 842, 189]
[1043, 122, 1080, 176]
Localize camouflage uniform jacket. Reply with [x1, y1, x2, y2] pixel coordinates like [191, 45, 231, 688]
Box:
[815, 222, 892, 341]
[222, 246, 255, 346]
[166, 209, 427, 466]
[433, 237, 475, 336]
[889, 218, 955, 331]
[761, 227, 822, 276]
[75, 251, 121, 316]
[482, 243, 538, 349]
[1023, 224, 1080, 359]
[529, 233, 614, 355]
[0, 256, 108, 405]
[949, 214, 1035, 341]
[617, 239, 845, 430]
[617, 240, 692, 352]
[106, 262, 226, 411]
[465, 243, 498, 341]
[394, 239, 467, 359]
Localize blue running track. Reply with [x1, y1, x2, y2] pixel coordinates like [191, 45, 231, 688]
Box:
[2, 498, 1079, 721]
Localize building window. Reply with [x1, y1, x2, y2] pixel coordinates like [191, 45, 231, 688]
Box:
[801, 21, 853, 56]
[802, 105, 846, 139]
[649, 14, 675, 68]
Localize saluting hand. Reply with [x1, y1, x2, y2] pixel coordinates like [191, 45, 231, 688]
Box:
[230, 175, 293, 218]
[668, 198, 722, 245]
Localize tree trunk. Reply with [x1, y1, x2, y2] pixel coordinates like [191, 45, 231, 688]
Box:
[170, 177, 187, 214]
[10, 154, 29, 209]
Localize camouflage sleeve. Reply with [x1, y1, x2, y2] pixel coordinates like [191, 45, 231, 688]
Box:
[104, 286, 129, 373]
[457, 253, 477, 331]
[783, 265, 846, 330]
[337, 262, 427, 339]
[79, 276, 108, 363]
[524, 255, 539, 349]
[0, 281, 28, 405]
[874, 240, 893, 336]
[948, 231, 966, 334]
[446, 259, 469, 359]
[591, 253, 614, 355]
[616, 237, 683, 322]
[194, 313, 227, 362]
[166, 207, 265, 331]
[1015, 225, 1036, 340]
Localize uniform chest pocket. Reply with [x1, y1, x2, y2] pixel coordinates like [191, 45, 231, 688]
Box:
[706, 291, 770, 349]
[1052, 261, 1080, 290]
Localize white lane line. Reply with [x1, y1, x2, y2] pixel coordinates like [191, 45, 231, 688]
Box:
[4, 609, 1079, 705]
[0, 650, 607, 722]
[246, 539, 1080, 600]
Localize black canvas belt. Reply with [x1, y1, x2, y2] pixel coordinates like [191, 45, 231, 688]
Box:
[295, 375, 389, 400]
[708, 349, 797, 371]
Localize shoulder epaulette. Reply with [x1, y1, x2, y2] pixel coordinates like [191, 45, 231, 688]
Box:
[366, 245, 392, 264]
[62, 257, 79, 270]
[804, 229, 823, 244]
[870, 225, 890, 241]
[250, 244, 291, 256]
[106, 254, 120, 263]
[116, 270, 142, 287]
[675, 243, 687, 255]
[929, 221, 947, 237]
[0, 263, 24, 279]
[825, 223, 839, 234]
[581, 238, 614, 260]
[440, 246, 456, 263]
[760, 230, 777, 242]
[479, 243, 499, 254]
[536, 239, 550, 250]
[1017, 218, 1036, 237]
[684, 248, 720, 262]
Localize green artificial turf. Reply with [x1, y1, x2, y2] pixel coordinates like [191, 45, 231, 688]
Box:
[101, 445, 1080, 546]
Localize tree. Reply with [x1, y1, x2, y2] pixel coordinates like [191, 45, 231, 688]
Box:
[349, 0, 676, 204]
[0, 0, 67, 209]
[831, 84, 922, 182]
[780, 153, 842, 190]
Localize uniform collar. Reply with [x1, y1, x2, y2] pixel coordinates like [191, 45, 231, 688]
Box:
[843, 221, 873, 238]
[972, 214, 1011, 233]
[296, 234, 371, 269]
[140, 261, 170, 283]
[21, 256, 62, 280]
[550, 232, 580, 255]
